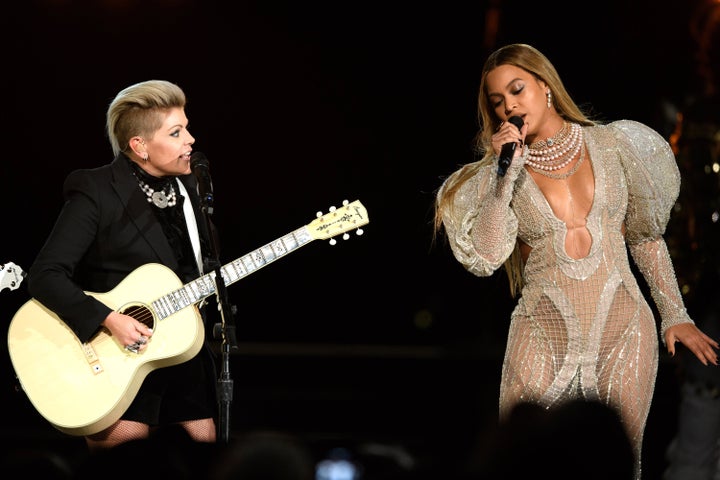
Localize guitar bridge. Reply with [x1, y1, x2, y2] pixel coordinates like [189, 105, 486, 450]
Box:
[82, 343, 103, 374]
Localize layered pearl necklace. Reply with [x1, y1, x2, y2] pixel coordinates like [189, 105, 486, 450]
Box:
[526, 122, 583, 173]
[134, 173, 177, 209]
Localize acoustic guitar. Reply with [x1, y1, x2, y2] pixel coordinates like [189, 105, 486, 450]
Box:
[7, 200, 368, 436]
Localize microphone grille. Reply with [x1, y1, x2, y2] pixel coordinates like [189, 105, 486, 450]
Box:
[508, 116, 524, 129]
[190, 152, 208, 169]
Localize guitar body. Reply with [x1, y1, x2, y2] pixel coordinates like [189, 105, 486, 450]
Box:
[7, 263, 204, 436]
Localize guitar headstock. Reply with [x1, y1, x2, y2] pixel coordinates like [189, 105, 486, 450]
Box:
[1, 262, 26, 293]
[308, 200, 369, 244]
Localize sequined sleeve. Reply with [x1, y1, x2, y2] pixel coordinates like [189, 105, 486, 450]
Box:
[611, 119, 679, 243]
[629, 238, 693, 338]
[437, 153, 525, 277]
[612, 120, 693, 336]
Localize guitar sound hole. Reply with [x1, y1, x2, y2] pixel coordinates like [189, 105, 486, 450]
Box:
[120, 304, 155, 330]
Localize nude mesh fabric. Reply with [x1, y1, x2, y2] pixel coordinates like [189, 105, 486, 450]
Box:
[438, 120, 693, 479]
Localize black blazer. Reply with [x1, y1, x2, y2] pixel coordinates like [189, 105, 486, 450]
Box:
[27, 153, 212, 343]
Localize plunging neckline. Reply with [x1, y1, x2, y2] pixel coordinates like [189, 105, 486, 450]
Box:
[523, 138, 599, 262]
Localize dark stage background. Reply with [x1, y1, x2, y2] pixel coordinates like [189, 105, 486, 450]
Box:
[0, 1, 708, 478]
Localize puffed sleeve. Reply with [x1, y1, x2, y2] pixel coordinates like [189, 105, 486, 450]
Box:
[611, 120, 693, 337]
[611, 119, 680, 244]
[437, 156, 522, 277]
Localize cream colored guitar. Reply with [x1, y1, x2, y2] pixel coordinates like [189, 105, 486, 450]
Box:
[7, 200, 368, 436]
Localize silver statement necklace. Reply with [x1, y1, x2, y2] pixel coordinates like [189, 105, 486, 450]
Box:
[134, 174, 177, 209]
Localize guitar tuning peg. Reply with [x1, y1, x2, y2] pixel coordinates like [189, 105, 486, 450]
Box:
[329, 238, 337, 246]
[319, 201, 349, 217]
[343, 233, 350, 240]
[356, 228, 364, 236]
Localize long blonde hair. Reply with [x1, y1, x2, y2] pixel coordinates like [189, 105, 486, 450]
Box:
[434, 44, 596, 296]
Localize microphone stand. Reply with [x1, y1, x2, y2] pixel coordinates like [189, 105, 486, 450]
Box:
[198, 190, 238, 445]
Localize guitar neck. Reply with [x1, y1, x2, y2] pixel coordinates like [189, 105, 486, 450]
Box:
[149, 199, 368, 320]
[150, 225, 313, 319]
[216, 225, 314, 289]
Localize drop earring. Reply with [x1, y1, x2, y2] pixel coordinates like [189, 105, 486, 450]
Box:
[546, 90, 552, 109]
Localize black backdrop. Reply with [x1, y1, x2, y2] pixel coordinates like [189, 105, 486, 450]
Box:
[0, 1, 704, 476]
[2, 0, 696, 345]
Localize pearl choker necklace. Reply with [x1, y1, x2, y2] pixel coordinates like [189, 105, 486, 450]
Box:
[526, 122, 583, 172]
[134, 174, 177, 209]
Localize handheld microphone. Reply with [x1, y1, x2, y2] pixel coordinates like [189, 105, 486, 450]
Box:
[497, 115, 524, 177]
[190, 152, 214, 212]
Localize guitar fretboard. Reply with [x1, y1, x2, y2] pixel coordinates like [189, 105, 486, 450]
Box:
[151, 226, 313, 319]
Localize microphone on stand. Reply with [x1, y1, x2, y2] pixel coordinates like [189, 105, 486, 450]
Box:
[190, 152, 214, 214]
[497, 115, 524, 177]
[189, 151, 235, 443]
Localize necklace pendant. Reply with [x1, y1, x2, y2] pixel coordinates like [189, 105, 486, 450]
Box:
[152, 191, 169, 209]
